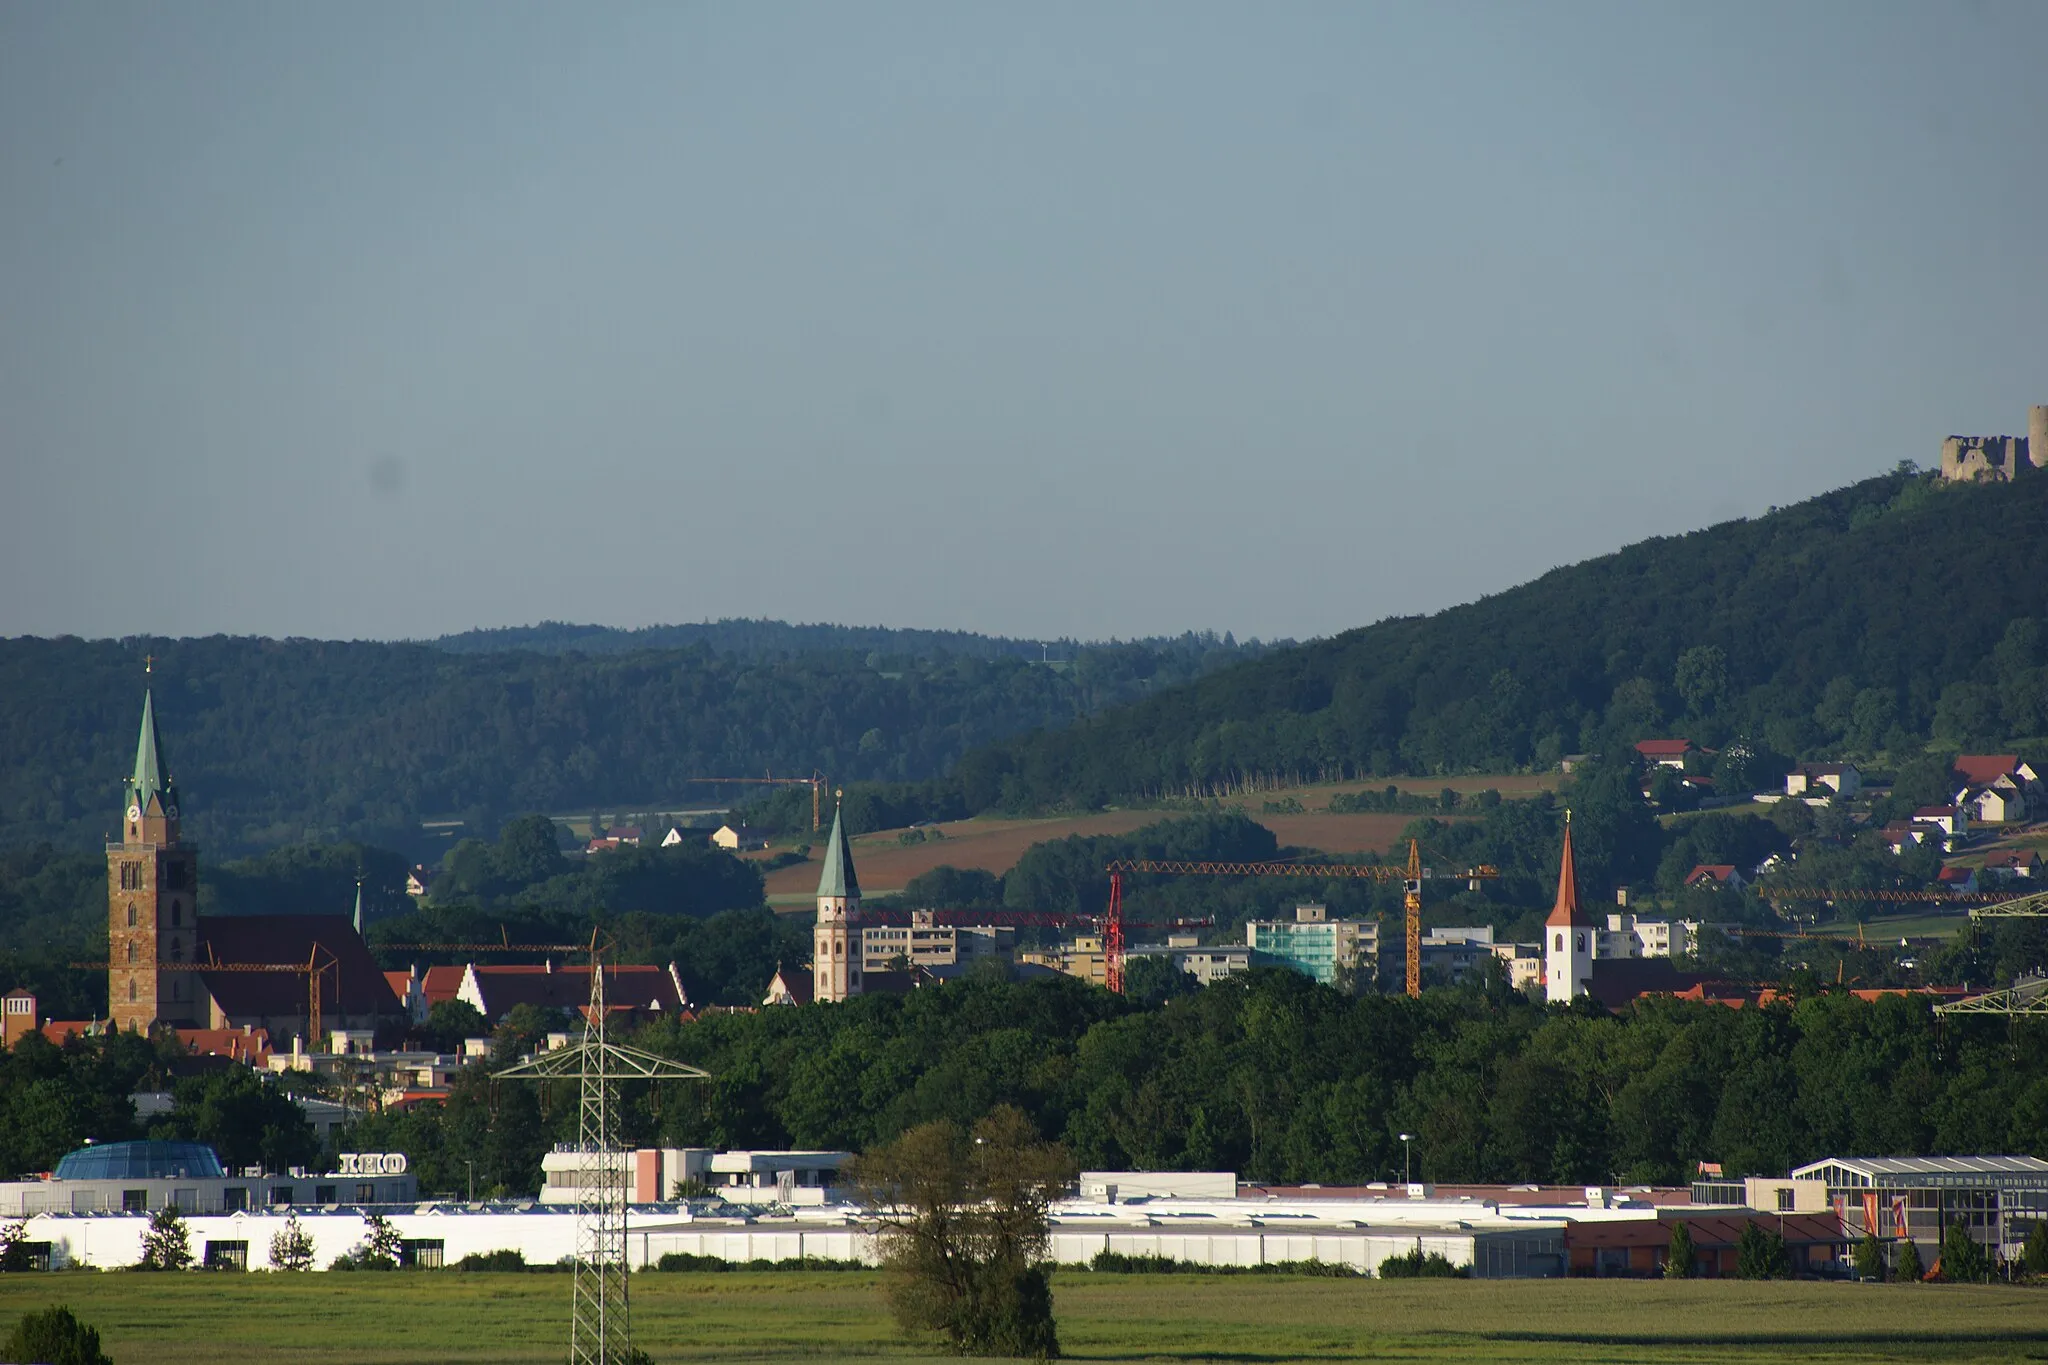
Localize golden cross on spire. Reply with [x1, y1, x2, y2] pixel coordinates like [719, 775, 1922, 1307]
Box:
[144, 653, 154, 674]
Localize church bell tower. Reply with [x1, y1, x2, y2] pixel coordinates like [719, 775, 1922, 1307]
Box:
[108, 679, 202, 1031]
[812, 798, 863, 1002]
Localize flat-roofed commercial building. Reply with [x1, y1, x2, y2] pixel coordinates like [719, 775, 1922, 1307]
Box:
[0, 1141, 415, 1219]
[1789, 1155, 2048, 1261]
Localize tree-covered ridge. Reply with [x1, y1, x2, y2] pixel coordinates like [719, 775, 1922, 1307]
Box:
[433, 618, 1281, 664]
[960, 469, 2048, 807]
[0, 631, 1269, 856]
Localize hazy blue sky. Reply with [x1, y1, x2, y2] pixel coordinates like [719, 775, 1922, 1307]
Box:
[4, 2, 2044, 644]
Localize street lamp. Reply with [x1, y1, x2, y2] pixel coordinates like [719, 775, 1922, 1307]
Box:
[1399, 1132, 1415, 1186]
[464, 1159, 475, 1203]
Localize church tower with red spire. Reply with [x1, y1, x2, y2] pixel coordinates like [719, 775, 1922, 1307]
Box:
[1544, 811, 1597, 1003]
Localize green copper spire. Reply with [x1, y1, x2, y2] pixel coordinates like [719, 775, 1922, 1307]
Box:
[127, 688, 175, 812]
[815, 802, 860, 901]
[352, 879, 365, 936]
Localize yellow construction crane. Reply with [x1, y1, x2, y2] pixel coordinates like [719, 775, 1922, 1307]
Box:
[682, 770, 829, 831]
[1104, 840, 1498, 998]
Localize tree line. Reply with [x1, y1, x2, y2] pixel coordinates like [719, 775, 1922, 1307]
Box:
[329, 967, 2048, 1198]
[0, 631, 1277, 859]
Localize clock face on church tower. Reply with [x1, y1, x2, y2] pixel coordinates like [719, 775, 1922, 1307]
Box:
[128, 805, 141, 822]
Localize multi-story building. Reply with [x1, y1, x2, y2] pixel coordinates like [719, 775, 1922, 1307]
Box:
[1244, 905, 1378, 986]
[1421, 926, 1496, 986]
[861, 912, 1015, 972]
[1017, 935, 1109, 987]
[1125, 934, 1255, 985]
[1490, 941, 1545, 991]
[1600, 914, 1701, 960]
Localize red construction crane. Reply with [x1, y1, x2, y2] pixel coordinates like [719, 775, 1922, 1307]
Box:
[682, 771, 828, 831]
[1102, 841, 1499, 997]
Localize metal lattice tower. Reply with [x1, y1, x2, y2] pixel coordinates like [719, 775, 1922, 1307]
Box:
[495, 941, 709, 1365]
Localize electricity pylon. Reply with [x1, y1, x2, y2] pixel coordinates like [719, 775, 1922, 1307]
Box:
[495, 935, 709, 1365]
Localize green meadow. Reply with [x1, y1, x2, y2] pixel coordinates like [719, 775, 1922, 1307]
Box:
[6, 1271, 2048, 1364]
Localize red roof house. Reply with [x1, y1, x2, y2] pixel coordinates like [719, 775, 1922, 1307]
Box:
[1634, 739, 1699, 768]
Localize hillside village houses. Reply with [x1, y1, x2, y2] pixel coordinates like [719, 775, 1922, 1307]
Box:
[1786, 763, 1861, 798]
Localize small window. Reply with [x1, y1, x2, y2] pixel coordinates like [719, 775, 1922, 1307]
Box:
[1776, 1188, 1795, 1211]
[203, 1239, 248, 1271]
[223, 1187, 248, 1213]
[126, 942, 137, 963]
[356, 1182, 376, 1204]
[120, 862, 143, 891]
[1575, 933, 1586, 952]
[171, 902, 182, 927]
[270, 1186, 293, 1206]
[166, 862, 188, 890]
[127, 903, 138, 927]
[315, 1184, 337, 1204]
[128, 980, 138, 1002]
[1554, 933, 1563, 952]
[122, 1189, 147, 1212]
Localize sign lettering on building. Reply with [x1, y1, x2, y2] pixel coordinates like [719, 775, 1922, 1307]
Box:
[336, 1152, 410, 1176]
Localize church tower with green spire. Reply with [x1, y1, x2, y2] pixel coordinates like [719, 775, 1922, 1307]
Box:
[108, 679, 203, 1032]
[812, 797, 863, 1002]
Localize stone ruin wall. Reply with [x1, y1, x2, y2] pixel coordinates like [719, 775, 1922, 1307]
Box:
[1939, 405, 2048, 482]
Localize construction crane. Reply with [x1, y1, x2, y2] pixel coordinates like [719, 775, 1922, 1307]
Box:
[1103, 841, 1499, 998]
[74, 944, 342, 1044]
[680, 771, 828, 831]
[1935, 976, 2048, 1019]
[1968, 887, 2048, 921]
[1754, 885, 2000, 910]
[378, 942, 584, 955]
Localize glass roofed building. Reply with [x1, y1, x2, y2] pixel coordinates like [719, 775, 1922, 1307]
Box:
[1789, 1155, 2048, 1260]
[53, 1141, 224, 1182]
[2, 1140, 414, 1218]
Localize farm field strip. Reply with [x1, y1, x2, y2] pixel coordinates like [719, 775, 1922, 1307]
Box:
[761, 774, 1553, 898]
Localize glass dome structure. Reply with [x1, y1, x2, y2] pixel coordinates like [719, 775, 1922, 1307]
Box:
[53, 1141, 225, 1181]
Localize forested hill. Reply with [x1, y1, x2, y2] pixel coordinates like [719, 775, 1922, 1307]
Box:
[958, 468, 2048, 807]
[0, 632, 1268, 856]
[433, 618, 1280, 663]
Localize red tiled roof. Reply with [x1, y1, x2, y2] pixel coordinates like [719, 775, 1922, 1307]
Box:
[197, 915, 402, 1020]
[1953, 754, 2022, 786]
[1634, 739, 1696, 758]
[1685, 864, 1738, 884]
[466, 964, 685, 1018]
[764, 968, 814, 1006]
[37, 1020, 99, 1042]
[175, 1026, 273, 1065]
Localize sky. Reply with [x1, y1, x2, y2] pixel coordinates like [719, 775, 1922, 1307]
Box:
[3, 2, 2045, 646]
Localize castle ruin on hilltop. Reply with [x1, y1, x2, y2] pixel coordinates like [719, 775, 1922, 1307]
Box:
[1940, 405, 2048, 482]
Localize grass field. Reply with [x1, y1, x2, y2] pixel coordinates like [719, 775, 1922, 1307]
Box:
[6, 1270, 2047, 1364]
